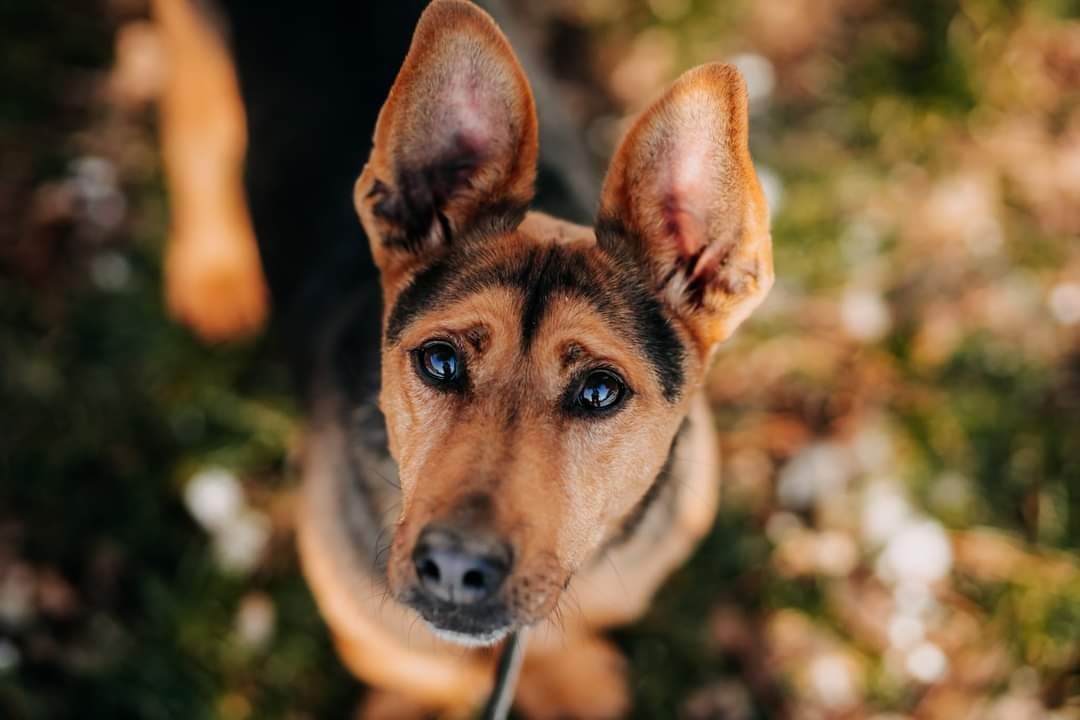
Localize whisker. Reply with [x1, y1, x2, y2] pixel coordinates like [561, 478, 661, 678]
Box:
[602, 553, 629, 599]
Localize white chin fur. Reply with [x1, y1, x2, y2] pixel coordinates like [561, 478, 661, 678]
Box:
[427, 623, 512, 648]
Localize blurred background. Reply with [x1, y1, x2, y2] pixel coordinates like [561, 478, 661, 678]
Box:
[1, 0, 1078, 718]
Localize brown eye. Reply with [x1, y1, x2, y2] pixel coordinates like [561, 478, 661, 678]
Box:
[416, 341, 462, 385]
[577, 370, 624, 411]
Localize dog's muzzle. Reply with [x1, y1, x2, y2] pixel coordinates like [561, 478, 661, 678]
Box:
[404, 524, 515, 645]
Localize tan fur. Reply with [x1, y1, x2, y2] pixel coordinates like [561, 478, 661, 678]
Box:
[379, 278, 695, 612]
[297, 215, 721, 717]
[154, 0, 267, 342]
[299, 359, 720, 716]
[516, 635, 630, 719]
[298, 409, 495, 708]
[297, 2, 773, 717]
[149, 0, 771, 715]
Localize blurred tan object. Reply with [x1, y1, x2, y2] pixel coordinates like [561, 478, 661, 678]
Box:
[952, 528, 1078, 587]
[153, 0, 267, 342]
[109, 20, 165, 107]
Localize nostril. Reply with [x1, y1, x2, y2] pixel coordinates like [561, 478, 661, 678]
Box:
[412, 527, 511, 605]
[462, 568, 486, 590]
[417, 557, 441, 583]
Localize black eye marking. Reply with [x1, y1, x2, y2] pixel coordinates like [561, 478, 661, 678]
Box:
[412, 340, 466, 390]
[565, 369, 630, 417]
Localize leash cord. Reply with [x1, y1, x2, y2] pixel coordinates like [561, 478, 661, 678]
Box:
[481, 629, 527, 720]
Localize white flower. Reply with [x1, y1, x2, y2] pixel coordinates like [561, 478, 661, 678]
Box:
[184, 468, 243, 532]
[887, 613, 924, 650]
[235, 592, 276, 650]
[89, 251, 132, 292]
[1048, 282, 1080, 325]
[728, 53, 775, 104]
[71, 156, 125, 231]
[777, 443, 852, 509]
[808, 653, 858, 710]
[876, 520, 953, 585]
[841, 289, 891, 342]
[861, 481, 914, 547]
[893, 580, 935, 617]
[905, 642, 947, 683]
[213, 510, 270, 574]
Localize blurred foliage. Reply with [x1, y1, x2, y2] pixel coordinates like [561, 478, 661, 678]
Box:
[1, 0, 1078, 718]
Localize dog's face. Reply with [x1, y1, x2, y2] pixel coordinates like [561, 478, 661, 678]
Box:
[353, 0, 772, 645]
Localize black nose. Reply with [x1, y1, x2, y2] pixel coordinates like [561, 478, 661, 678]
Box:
[412, 526, 511, 605]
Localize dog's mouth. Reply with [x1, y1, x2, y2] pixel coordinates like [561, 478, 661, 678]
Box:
[402, 588, 516, 647]
[426, 624, 514, 648]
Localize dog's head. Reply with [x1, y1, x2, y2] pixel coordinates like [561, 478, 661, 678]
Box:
[353, 0, 772, 645]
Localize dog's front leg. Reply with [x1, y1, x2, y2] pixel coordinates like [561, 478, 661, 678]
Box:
[515, 634, 630, 720]
[358, 687, 483, 720]
[153, 0, 267, 341]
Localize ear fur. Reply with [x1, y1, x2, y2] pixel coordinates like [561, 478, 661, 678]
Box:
[598, 63, 773, 355]
[354, 0, 538, 288]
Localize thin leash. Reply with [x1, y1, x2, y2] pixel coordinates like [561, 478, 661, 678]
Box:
[481, 629, 528, 720]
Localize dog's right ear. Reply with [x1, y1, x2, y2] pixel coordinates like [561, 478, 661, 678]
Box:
[354, 0, 538, 290]
[597, 64, 773, 359]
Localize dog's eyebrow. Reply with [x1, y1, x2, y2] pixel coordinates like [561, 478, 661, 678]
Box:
[385, 256, 457, 344]
[386, 242, 685, 400]
[514, 245, 605, 350]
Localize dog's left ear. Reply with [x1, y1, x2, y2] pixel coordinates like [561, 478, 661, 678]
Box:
[598, 63, 773, 357]
[355, 0, 538, 289]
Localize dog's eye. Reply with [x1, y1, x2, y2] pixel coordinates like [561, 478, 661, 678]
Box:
[577, 370, 625, 411]
[417, 341, 462, 384]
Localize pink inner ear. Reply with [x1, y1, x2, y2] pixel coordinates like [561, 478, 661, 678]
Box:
[662, 196, 707, 258]
[660, 133, 726, 282]
[431, 69, 508, 167]
[662, 198, 727, 284]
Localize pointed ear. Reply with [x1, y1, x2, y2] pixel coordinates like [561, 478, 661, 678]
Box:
[354, 0, 538, 287]
[597, 63, 773, 356]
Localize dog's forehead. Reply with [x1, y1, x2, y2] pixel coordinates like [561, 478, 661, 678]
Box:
[385, 212, 686, 400]
[516, 211, 595, 247]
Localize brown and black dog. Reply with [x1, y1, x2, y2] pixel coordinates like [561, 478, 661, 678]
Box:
[157, 0, 772, 716]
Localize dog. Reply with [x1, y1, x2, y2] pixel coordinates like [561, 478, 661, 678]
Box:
[156, 1, 773, 716]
